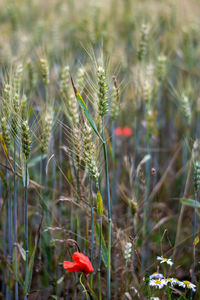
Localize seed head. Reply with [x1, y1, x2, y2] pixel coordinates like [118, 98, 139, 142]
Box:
[137, 23, 149, 61]
[124, 242, 132, 261]
[21, 94, 27, 120]
[97, 66, 108, 117]
[1, 117, 11, 150]
[21, 120, 31, 160]
[11, 93, 20, 137]
[83, 122, 99, 184]
[14, 63, 23, 93]
[40, 58, 49, 86]
[41, 109, 53, 153]
[157, 55, 167, 82]
[77, 67, 86, 92]
[194, 160, 200, 193]
[27, 59, 37, 91]
[180, 94, 191, 124]
[111, 76, 120, 121]
[68, 93, 79, 125]
[60, 65, 70, 97]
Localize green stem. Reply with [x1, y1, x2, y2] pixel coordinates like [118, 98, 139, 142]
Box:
[98, 270, 102, 300]
[13, 139, 18, 300]
[141, 134, 151, 270]
[90, 204, 94, 288]
[80, 273, 89, 300]
[97, 215, 102, 300]
[102, 118, 112, 300]
[24, 161, 28, 300]
[191, 191, 197, 299]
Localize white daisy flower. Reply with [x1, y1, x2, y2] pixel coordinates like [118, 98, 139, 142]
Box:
[149, 279, 167, 289]
[169, 278, 184, 287]
[150, 298, 160, 300]
[150, 272, 164, 280]
[164, 278, 174, 285]
[157, 256, 173, 266]
[182, 281, 196, 292]
[164, 278, 183, 287]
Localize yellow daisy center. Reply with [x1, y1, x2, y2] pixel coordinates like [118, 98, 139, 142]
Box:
[155, 280, 162, 284]
[183, 281, 191, 285]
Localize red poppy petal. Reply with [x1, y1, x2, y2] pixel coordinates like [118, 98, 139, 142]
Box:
[72, 252, 94, 274]
[115, 127, 123, 136]
[63, 261, 82, 273]
[123, 127, 132, 137]
[72, 252, 87, 263]
[78, 258, 94, 274]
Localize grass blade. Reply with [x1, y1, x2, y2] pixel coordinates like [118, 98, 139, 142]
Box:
[71, 76, 105, 143]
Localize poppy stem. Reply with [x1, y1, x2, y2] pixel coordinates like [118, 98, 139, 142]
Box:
[80, 273, 89, 300]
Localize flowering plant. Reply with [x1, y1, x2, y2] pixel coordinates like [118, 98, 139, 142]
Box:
[63, 252, 94, 275]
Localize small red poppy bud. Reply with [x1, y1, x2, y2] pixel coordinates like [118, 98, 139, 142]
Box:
[115, 127, 123, 136]
[123, 126, 132, 137]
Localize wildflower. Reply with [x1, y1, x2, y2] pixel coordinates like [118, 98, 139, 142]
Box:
[164, 278, 183, 287]
[182, 281, 196, 292]
[149, 279, 167, 289]
[157, 256, 173, 266]
[63, 252, 94, 275]
[170, 278, 185, 287]
[115, 127, 123, 136]
[123, 126, 133, 137]
[115, 127, 133, 137]
[149, 272, 164, 280]
[150, 298, 160, 300]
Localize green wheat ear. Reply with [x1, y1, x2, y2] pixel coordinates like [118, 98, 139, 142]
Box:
[97, 66, 108, 117]
[156, 55, 167, 82]
[1, 117, 11, 150]
[194, 160, 200, 193]
[40, 108, 53, 154]
[137, 23, 150, 61]
[14, 63, 23, 93]
[111, 76, 120, 121]
[180, 94, 192, 125]
[11, 92, 20, 138]
[21, 120, 31, 160]
[40, 58, 49, 86]
[83, 121, 99, 185]
[60, 65, 70, 98]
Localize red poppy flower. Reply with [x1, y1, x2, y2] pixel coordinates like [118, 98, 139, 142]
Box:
[123, 126, 132, 137]
[115, 127, 123, 136]
[63, 252, 94, 275]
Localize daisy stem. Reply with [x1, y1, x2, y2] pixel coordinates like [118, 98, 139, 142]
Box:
[192, 191, 197, 283]
[166, 286, 172, 300]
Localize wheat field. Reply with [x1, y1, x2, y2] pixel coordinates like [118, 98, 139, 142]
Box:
[0, 0, 200, 299]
